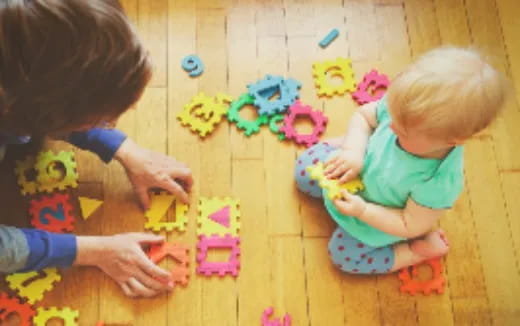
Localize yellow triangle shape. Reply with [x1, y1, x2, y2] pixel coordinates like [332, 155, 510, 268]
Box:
[79, 197, 103, 220]
[145, 192, 175, 221]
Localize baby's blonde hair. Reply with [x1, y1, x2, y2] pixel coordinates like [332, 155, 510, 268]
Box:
[387, 47, 507, 141]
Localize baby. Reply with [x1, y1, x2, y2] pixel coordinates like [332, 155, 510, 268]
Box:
[295, 47, 506, 274]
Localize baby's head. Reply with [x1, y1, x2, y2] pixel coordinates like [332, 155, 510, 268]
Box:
[0, 0, 151, 136]
[387, 47, 507, 156]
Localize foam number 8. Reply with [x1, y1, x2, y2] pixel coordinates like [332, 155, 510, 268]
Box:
[182, 55, 204, 77]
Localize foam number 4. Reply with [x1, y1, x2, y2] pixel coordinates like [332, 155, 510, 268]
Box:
[30, 193, 75, 233]
[5, 268, 62, 304]
[182, 55, 204, 77]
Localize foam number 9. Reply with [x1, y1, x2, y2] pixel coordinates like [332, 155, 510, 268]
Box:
[182, 55, 204, 77]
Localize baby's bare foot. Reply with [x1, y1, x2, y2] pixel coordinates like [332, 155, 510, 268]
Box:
[410, 229, 449, 259]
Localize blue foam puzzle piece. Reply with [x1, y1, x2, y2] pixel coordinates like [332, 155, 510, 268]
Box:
[319, 29, 339, 48]
[181, 55, 204, 77]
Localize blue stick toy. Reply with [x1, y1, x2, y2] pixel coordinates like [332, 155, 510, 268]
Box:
[319, 29, 339, 48]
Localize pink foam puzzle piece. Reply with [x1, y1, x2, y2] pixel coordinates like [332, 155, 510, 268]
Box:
[208, 205, 230, 228]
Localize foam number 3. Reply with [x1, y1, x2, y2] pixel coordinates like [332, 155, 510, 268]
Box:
[30, 193, 75, 233]
[182, 55, 204, 77]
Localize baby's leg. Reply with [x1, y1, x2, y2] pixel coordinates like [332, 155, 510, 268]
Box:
[328, 228, 394, 274]
[390, 229, 449, 272]
[294, 142, 338, 198]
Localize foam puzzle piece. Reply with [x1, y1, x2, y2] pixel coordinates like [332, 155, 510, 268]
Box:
[247, 75, 301, 116]
[35, 150, 79, 193]
[352, 69, 390, 104]
[144, 192, 189, 232]
[398, 258, 445, 295]
[78, 197, 103, 220]
[148, 242, 190, 286]
[196, 234, 240, 277]
[227, 93, 269, 136]
[313, 57, 356, 97]
[306, 162, 364, 200]
[209, 206, 230, 227]
[262, 307, 292, 326]
[6, 268, 62, 304]
[269, 114, 286, 140]
[33, 307, 79, 326]
[181, 54, 204, 77]
[177, 92, 232, 138]
[0, 293, 36, 326]
[197, 197, 240, 236]
[30, 193, 75, 233]
[279, 101, 328, 148]
[319, 28, 339, 48]
[14, 155, 39, 196]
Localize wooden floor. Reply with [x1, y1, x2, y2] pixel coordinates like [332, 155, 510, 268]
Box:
[1, 0, 520, 325]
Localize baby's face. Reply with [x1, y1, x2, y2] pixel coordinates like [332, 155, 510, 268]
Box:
[389, 121, 456, 156]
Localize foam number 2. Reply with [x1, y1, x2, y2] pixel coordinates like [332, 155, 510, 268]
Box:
[182, 55, 204, 77]
[29, 193, 75, 233]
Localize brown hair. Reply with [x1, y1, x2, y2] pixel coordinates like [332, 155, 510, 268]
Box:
[0, 0, 151, 136]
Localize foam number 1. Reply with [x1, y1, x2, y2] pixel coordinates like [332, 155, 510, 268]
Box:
[182, 55, 204, 77]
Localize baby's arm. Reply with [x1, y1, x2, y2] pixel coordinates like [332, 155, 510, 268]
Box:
[334, 192, 444, 238]
[324, 101, 378, 183]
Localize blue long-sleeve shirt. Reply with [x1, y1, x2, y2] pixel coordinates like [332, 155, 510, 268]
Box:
[0, 128, 127, 273]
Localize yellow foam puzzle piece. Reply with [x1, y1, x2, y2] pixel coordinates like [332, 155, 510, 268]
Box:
[5, 268, 62, 304]
[144, 192, 189, 232]
[33, 307, 79, 326]
[78, 197, 103, 220]
[306, 162, 365, 200]
[313, 57, 356, 97]
[197, 197, 240, 236]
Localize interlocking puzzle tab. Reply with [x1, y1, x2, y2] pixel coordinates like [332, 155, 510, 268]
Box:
[197, 197, 240, 236]
[148, 242, 190, 287]
[30, 193, 75, 233]
[227, 93, 270, 136]
[269, 114, 286, 141]
[262, 307, 292, 326]
[352, 69, 390, 105]
[36, 150, 78, 193]
[33, 307, 79, 326]
[177, 92, 232, 138]
[398, 258, 445, 295]
[306, 162, 364, 200]
[6, 268, 62, 304]
[78, 197, 103, 220]
[279, 101, 328, 148]
[313, 57, 356, 97]
[196, 234, 240, 277]
[247, 75, 301, 116]
[0, 293, 36, 326]
[144, 192, 188, 232]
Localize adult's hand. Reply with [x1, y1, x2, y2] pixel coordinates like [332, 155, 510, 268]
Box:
[114, 139, 193, 210]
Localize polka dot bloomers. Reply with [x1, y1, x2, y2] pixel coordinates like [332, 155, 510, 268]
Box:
[295, 142, 395, 274]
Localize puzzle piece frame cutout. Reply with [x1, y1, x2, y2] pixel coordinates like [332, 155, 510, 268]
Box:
[0, 293, 36, 326]
[306, 162, 364, 200]
[196, 234, 240, 277]
[6, 268, 62, 304]
[33, 307, 79, 326]
[227, 93, 269, 136]
[177, 92, 232, 138]
[197, 197, 240, 236]
[352, 69, 390, 105]
[247, 75, 301, 116]
[78, 197, 103, 220]
[148, 243, 190, 286]
[398, 258, 445, 295]
[35, 150, 79, 193]
[30, 193, 75, 233]
[262, 307, 292, 326]
[279, 101, 328, 148]
[313, 57, 356, 97]
[144, 192, 189, 232]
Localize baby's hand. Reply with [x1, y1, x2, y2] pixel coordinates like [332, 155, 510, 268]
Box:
[75, 233, 174, 298]
[324, 148, 364, 184]
[333, 190, 367, 217]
